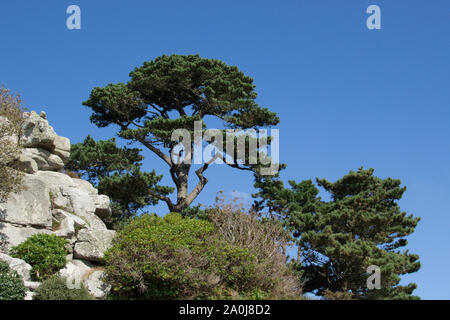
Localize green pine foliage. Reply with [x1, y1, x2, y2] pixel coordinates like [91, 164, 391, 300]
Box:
[254, 167, 420, 299]
[66, 135, 173, 227]
[10, 234, 68, 281]
[82, 54, 280, 213]
[0, 260, 26, 300]
[67, 134, 143, 183]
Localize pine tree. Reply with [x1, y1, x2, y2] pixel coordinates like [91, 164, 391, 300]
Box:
[66, 135, 173, 227]
[254, 167, 421, 299]
[82, 54, 279, 212]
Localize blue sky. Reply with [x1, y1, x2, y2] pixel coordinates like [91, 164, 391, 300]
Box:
[1, 1, 448, 299]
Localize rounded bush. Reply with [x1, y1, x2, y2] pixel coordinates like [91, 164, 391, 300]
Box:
[104, 212, 297, 300]
[34, 274, 94, 300]
[0, 260, 26, 300]
[10, 234, 68, 281]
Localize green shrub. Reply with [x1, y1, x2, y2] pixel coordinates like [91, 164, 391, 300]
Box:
[105, 213, 214, 299]
[0, 260, 26, 300]
[11, 234, 68, 281]
[34, 274, 94, 300]
[104, 212, 299, 300]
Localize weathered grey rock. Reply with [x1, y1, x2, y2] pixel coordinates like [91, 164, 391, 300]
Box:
[93, 195, 111, 219]
[59, 260, 110, 298]
[59, 259, 94, 282]
[21, 111, 57, 151]
[74, 229, 115, 262]
[0, 253, 32, 281]
[34, 171, 107, 231]
[65, 242, 74, 254]
[24, 281, 40, 291]
[13, 154, 38, 174]
[35, 170, 75, 187]
[85, 270, 111, 299]
[0, 174, 52, 228]
[61, 185, 107, 231]
[0, 222, 52, 252]
[53, 136, 71, 163]
[24, 291, 34, 300]
[19, 111, 70, 166]
[52, 209, 88, 239]
[50, 190, 72, 211]
[20, 148, 64, 171]
[72, 179, 98, 195]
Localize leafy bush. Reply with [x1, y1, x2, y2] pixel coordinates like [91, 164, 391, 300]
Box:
[11, 234, 68, 281]
[0, 260, 26, 300]
[104, 210, 300, 300]
[34, 274, 94, 300]
[105, 213, 215, 299]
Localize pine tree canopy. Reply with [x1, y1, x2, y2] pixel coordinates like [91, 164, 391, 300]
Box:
[253, 167, 421, 300]
[66, 135, 173, 226]
[82, 54, 280, 212]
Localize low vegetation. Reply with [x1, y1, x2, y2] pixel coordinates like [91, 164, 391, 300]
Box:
[0, 260, 26, 300]
[104, 206, 299, 300]
[11, 234, 68, 281]
[34, 274, 94, 300]
[0, 86, 26, 203]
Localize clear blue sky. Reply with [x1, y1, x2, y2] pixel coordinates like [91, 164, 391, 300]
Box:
[1, 0, 448, 299]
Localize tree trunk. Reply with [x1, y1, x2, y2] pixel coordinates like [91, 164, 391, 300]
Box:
[168, 163, 190, 212]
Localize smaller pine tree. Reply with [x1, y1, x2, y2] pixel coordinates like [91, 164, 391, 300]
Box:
[65, 135, 173, 227]
[254, 167, 421, 299]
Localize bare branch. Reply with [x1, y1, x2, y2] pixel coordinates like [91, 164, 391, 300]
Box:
[139, 138, 173, 167]
[148, 189, 174, 209]
[117, 121, 173, 167]
[185, 152, 221, 206]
